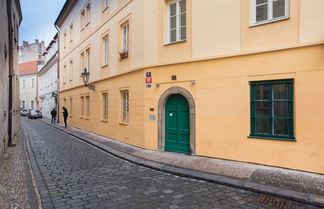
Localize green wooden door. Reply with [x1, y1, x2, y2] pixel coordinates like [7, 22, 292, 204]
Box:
[165, 94, 190, 154]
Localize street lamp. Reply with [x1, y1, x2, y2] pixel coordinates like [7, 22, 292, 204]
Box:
[81, 68, 95, 90]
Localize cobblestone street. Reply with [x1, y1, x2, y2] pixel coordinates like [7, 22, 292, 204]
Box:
[21, 118, 320, 209]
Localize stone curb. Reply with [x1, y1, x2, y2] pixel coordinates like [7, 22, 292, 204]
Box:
[39, 119, 324, 208]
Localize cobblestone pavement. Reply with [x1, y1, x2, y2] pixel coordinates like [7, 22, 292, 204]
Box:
[22, 118, 321, 209]
[0, 129, 39, 209]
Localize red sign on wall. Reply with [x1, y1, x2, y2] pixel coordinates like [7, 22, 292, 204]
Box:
[146, 76, 152, 84]
[146, 72, 152, 84]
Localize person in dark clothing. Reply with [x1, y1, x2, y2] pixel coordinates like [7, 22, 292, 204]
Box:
[62, 107, 68, 127]
[50, 108, 57, 124]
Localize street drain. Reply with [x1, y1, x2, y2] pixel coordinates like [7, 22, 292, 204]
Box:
[257, 194, 290, 209]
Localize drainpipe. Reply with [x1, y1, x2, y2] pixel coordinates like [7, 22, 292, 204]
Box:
[7, 0, 15, 147]
[55, 25, 60, 123]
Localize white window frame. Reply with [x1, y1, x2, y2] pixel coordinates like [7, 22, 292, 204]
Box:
[86, 4, 91, 25]
[102, 92, 108, 120]
[103, 0, 109, 10]
[70, 23, 73, 42]
[69, 97, 73, 116]
[86, 48, 90, 72]
[121, 90, 129, 123]
[102, 35, 109, 66]
[166, 0, 186, 44]
[69, 60, 73, 81]
[63, 64, 67, 83]
[81, 96, 84, 117]
[81, 10, 85, 28]
[85, 95, 90, 118]
[251, 0, 289, 26]
[80, 52, 85, 75]
[121, 22, 129, 52]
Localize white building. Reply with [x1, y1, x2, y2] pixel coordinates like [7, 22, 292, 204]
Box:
[38, 34, 58, 119]
[19, 61, 38, 110]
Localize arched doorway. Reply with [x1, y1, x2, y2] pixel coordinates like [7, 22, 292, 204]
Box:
[165, 94, 190, 154]
[158, 86, 196, 155]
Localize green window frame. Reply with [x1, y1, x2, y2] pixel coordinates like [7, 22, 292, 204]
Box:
[249, 79, 295, 141]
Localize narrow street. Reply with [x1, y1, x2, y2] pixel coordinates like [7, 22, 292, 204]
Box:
[21, 118, 318, 209]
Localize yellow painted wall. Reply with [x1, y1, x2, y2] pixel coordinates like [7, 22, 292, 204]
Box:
[241, 0, 299, 51]
[192, 0, 241, 58]
[299, 0, 324, 44]
[142, 44, 324, 174]
[59, 70, 145, 148]
[57, 0, 324, 174]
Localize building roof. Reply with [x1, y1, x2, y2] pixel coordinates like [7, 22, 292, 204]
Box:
[19, 61, 39, 75]
[54, 0, 77, 27]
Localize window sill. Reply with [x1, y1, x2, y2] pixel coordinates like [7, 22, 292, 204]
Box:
[101, 64, 109, 68]
[250, 16, 289, 28]
[119, 121, 128, 125]
[248, 135, 296, 142]
[84, 117, 90, 120]
[101, 119, 108, 122]
[102, 7, 108, 13]
[164, 40, 187, 46]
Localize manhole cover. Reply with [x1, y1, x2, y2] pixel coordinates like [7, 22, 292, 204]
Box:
[257, 194, 290, 209]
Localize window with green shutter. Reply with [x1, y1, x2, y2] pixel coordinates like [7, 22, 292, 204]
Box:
[250, 79, 295, 141]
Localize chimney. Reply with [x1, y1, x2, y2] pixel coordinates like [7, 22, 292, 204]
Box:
[35, 39, 39, 43]
[23, 41, 29, 47]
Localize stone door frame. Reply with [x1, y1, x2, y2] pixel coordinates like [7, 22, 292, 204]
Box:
[157, 86, 196, 155]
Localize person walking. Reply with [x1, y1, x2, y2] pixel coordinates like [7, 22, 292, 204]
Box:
[62, 107, 68, 127]
[50, 108, 57, 124]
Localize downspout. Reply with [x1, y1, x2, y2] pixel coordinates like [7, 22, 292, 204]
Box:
[6, 0, 15, 147]
[55, 25, 60, 123]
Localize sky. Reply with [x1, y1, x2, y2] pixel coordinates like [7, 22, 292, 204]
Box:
[19, 0, 66, 46]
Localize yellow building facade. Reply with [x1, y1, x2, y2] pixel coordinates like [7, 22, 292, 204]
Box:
[55, 0, 324, 174]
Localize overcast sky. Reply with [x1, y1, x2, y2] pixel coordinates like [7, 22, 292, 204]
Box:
[19, 0, 66, 46]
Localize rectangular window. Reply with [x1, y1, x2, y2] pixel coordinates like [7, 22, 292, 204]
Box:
[81, 3, 90, 28]
[121, 90, 129, 123]
[31, 100, 34, 110]
[31, 78, 34, 88]
[102, 92, 108, 120]
[69, 60, 73, 81]
[70, 24, 73, 42]
[250, 79, 294, 140]
[85, 95, 90, 118]
[86, 48, 90, 72]
[63, 64, 67, 83]
[86, 4, 91, 25]
[167, 0, 186, 43]
[22, 101, 25, 109]
[69, 97, 73, 116]
[63, 31, 67, 48]
[80, 52, 85, 74]
[252, 0, 289, 25]
[81, 96, 84, 117]
[22, 79, 25, 88]
[81, 10, 85, 28]
[103, 0, 109, 9]
[102, 35, 109, 66]
[121, 22, 129, 52]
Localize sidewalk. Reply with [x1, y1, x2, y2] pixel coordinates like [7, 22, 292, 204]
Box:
[40, 119, 324, 207]
[0, 129, 40, 209]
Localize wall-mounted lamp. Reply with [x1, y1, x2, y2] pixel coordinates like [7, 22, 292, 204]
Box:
[81, 68, 95, 91]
